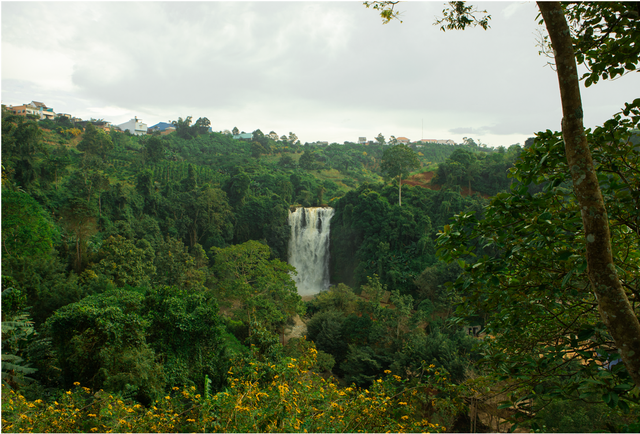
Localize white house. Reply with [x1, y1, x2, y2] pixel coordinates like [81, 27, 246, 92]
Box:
[117, 117, 148, 135]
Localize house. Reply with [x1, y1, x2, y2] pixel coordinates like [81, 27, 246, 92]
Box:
[117, 116, 148, 136]
[7, 104, 39, 117]
[56, 113, 72, 119]
[148, 122, 174, 132]
[6, 101, 57, 119]
[29, 101, 56, 120]
[358, 137, 367, 144]
[148, 122, 177, 135]
[396, 137, 410, 144]
[419, 139, 456, 145]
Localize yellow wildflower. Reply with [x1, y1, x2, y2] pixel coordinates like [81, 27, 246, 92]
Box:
[73, 382, 80, 386]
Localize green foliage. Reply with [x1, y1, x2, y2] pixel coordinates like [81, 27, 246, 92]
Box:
[210, 240, 303, 339]
[298, 149, 322, 170]
[89, 235, 156, 288]
[380, 143, 420, 206]
[2, 189, 57, 260]
[330, 181, 483, 295]
[143, 135, 166, 163]
[432, 144, 522, 196]
[434, 1, 491, 31]
[436, 103, 640, 412]
[564, 2, 640, 87]
[144, 285, 230, 393]
[2, 287, 38, 389]
[1, 106, 506, 424]
[1, 347, 466, 433]
[77, 123, 113, 162]
[305, 277, 480, 388]
[1, 110, 45, 188]
[153, 237, 207, 288]
[44, 290, 164, 403]
[526, 398, 634, 433]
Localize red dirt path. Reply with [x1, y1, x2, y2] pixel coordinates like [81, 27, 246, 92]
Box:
[401, 171, 490, 198]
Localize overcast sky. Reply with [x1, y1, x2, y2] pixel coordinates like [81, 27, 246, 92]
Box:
[2, 1, 637, 147]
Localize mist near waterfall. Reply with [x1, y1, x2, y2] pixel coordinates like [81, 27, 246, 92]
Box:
[288, 207, 335, 296]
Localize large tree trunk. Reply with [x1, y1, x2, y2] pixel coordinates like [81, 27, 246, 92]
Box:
[538, 1, 640, 388]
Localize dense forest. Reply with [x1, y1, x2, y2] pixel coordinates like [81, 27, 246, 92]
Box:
[3, 102, 637, 432]
[3, 2, 640, 431]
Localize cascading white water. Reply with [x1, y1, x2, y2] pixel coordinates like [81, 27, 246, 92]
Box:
[288, 207, 335, 296]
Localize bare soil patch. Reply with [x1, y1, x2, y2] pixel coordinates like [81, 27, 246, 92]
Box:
[402, 171, 491, 198]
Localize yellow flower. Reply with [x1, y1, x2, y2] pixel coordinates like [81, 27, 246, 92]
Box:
[172, 386, 180, 391]
[66, 391, 72, 395]
[384, 370, 391, 374]
[195, 394, 201, 399]
[401, 415, 409, 420]
[73, 382, 80, 386]
[88, 414, 97, 417]
[398, 402, 407, 405]
[165, 396, 171, 400]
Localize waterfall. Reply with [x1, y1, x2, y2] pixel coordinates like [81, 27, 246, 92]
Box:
[288, 207, 335, 296]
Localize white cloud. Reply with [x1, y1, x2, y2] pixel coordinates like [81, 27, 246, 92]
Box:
[2, 1, 637, 148]
[2, 43, 76, 92]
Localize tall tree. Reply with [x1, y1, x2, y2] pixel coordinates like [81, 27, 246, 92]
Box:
[380, 143, 420, 206]
[77, 122, 114, 162]
[536, 1, 640, 389]
[172, 116, 195, 140]
[144, 135, 166, 162]
[367, 0, 640, 390]
[194, 117, 211, 135]
[210, 240, 302, 338]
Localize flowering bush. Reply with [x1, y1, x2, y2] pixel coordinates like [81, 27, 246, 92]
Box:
[2, 343, 463, 433]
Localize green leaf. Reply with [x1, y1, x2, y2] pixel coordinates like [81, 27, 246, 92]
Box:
[538, 211, 552, 222]
[561, 269, 574, 288]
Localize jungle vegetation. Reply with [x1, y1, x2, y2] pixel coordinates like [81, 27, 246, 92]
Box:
[2, 2, 640, 432]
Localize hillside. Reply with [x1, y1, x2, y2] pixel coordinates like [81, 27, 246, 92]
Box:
[3, 110, 638, 433]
